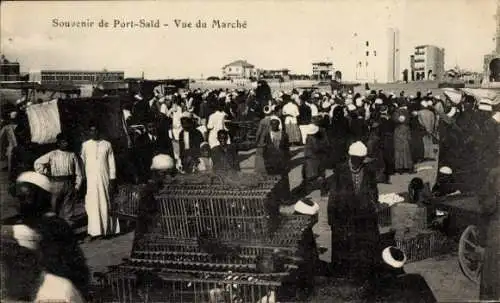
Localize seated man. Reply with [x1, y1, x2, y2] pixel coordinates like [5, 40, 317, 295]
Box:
[211, 130, 239, 173]
[368, 246, 437, 302]
[432, 166, 461, 197]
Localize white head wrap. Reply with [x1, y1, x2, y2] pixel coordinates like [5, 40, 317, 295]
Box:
[382, 246, 407, 268]
[348, 141, 367, 157]
[294, 200, 320, 215]
[439, 166, 453, 175]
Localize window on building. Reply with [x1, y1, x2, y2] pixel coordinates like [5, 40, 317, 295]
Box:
[373, 51, 377, 56]
[228, 68, 232, 72]
[366, 51, 369, 56]
[366, 41, 369, 47]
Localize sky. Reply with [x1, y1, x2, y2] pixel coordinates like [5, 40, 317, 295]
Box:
[0, 0, 497, 80]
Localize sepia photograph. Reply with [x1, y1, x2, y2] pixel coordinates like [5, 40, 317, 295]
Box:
[1, 0, 499, 302]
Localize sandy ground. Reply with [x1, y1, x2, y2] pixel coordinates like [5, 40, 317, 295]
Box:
[0, 142, 479, 301]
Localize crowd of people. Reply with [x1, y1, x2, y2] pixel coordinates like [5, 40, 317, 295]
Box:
[1, 79, 500, 301]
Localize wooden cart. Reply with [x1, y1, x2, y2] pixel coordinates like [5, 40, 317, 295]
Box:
[434, 194, 484, 284]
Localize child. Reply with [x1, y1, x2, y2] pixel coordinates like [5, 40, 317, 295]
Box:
[197, 142, 213, 172]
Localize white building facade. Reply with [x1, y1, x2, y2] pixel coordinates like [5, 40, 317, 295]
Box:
[412, 45, 445, 81]
[222, 60, 258, 79]
[352, 28, 400, 83]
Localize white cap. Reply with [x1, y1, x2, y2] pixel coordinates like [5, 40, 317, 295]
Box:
[382, 246, 407, 268]
[375, 98, 383, 105]
[294, 200, 320, 215]
[9, 111, 17, 119]
[439, 166, 453, 175]
[348, 141, 367, 157]
[16, 171, 52, 193]
[151, 154, 175, 170]
[398, 115, 406, 123]
[347, 104, 356, 111]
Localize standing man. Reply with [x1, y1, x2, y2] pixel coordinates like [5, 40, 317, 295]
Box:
[478, 111, 500, 301]
[136, 121, 172, 182]
[327, 141, 380, 282]
[418, 101, 436, 160]
[34, 133, 82, 225]
[80, 123, 120, 241]
[0, 111, 18, 173]
[178, 113, 205, 173]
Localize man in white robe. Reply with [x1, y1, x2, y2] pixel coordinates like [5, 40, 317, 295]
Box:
[81, 124, 120, 241]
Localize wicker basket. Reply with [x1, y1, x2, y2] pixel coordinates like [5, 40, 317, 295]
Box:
[395, 229, 452, 263]
[98, 265, 285, 303]
[376, 204, 392, 227]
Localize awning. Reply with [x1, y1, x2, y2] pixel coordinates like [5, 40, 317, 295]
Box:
[460, 88, 500, 106]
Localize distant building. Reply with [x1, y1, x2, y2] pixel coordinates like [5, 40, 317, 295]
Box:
[352, 28, 400, 83]
[0, 54, 21, 82]
[386, 28, 400, 83]
[259, 69, 290, 80]
[312, 62, 333, 80]
[36, 70, 125, 85]
[483, 0, 500, 82]
[412, 45, 445, 81]
[222, 60, 258, 79]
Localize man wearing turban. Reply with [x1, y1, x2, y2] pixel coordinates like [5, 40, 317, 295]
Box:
[327, 141, 380, 283]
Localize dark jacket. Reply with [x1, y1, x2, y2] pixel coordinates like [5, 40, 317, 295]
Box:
[328, 161, 379, 226]
[179, 129, 205, 172]
[135, 133, 172, 181]
[211, 145, 239, 173]
[179, 129, 204, 160]
[262, 131, 290, 175]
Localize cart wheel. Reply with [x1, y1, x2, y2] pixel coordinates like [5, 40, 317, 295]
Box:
[458, 225, 485, 284]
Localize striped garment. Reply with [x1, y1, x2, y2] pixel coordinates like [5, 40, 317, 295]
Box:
[34, 150, 83, 188]
[26, 100, 61, 144]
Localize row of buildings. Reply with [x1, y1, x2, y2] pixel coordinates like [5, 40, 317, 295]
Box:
[220, 29, 446, 84]
[350, 28, 445, 83]
[221, 60, 334, 81]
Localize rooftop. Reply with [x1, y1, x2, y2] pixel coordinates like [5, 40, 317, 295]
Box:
[223, 60, 255, 68]
[312, 62, 333, 66]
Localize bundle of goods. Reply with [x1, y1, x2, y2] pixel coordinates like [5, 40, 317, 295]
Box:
[376, 193, 406, 228]
[95, 173, 318, 302]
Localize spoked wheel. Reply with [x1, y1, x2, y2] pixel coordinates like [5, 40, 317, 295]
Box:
[458, 225, 485, 284]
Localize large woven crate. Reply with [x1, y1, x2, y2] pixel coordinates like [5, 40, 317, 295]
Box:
[154, 176, 282, 241]
[131, 215, 316, 261]
[98, 266, 285, 303]
[111, 184, 148, 220]
[395, 229, 453, 263]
